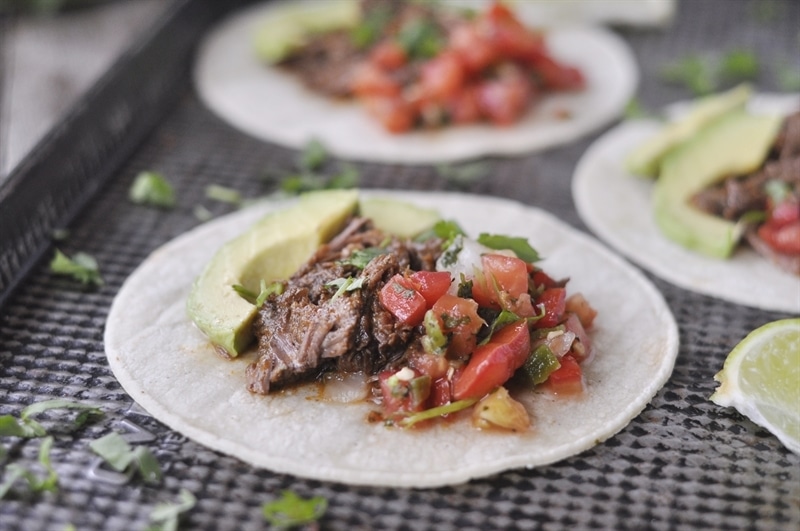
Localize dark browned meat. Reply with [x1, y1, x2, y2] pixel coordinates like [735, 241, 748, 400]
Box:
[691, 112, 800, 221]
[246, 218, 443, 394]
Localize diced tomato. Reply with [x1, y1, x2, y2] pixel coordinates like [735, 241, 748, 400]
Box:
[480, 2, 546, 61]
[379, 368, 431, 415]
[447, 86, 482, 124]
[350, 63, 402, 97]
[565, 292, 597, 329]
[472, 253, 531, 308]
[758, 220, 800, 255]
[361, 95, 416, 133]
[531, 269, 558, 290]
[407, 349, 450, 380]
[419, 51, 466, 104]
[534, 287, 566, 328]
[527, 51, 585, 91]
[476, 68, 533, 125]
[369, 40, 408, 70]
[431, 294, 485, 358]
[409, 271, 452, 307]
[453, 321, 530, 400]
[379, 274, 427, 326]
[768, 198, 800, 227]
[448, 23, 497, 73]
[546, 354, 584, 395]
[429, 376, 453, 408]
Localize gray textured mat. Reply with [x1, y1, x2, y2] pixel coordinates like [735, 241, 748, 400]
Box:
[1, 0, 799, 529]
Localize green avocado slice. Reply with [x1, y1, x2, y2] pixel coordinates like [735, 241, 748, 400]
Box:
[186, 189, 359, 357]
[653, 108, 783, 259]
[626, 84, 753, 178]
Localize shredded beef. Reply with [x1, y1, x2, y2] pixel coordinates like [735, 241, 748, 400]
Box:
[246, 217, 443, 394]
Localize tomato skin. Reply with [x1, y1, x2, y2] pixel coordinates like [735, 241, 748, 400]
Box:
[370, 40, 407, 70]
[430, 376, 453, 408]
[768, 199, 800, 227]
[379, 275, 428, 326]
[758, 220, 800, 255]
[476, 69, 533, 125]
[449, 24, 497, 74]
[472, 253, 532, 309]
[350, 63, 402, 97]
[531, 270, 558, 290]
[379, 369, 431, 415]
[410, 271, 452, 307]
[361, 96, 415, 133]
[546, 354, 584, 395]
[419, 51, 466, 104]
[534, 288, 566, 328]
[447, 86, 482, 124]
[431, 294, 484, 358]
[453, 321, 531, 400]
[527, 51, 585, 91]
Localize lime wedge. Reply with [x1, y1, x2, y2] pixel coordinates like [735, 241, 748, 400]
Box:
[711, 318, 800, 455]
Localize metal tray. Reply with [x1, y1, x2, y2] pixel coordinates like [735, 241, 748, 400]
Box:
[1, 0, 798, 529]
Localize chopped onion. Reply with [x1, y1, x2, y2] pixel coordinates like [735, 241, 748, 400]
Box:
[544, 330, 577, 358]
[321, 372, 369, 403]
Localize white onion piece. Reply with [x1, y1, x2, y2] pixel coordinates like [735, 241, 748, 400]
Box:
[436, 235, 514, 294]
[321, 372, 369, 403]
[545, 331, 577, 358]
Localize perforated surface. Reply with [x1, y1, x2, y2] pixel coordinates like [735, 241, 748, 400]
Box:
[1, 0, 799, 529]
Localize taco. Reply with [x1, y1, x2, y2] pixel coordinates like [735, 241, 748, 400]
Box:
[193, 0, 637, 163]
[105, 191, 677, 487]
[573, 91, 800, 313]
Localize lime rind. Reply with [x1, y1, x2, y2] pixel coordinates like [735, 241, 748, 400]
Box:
[711, 318, 800, 455]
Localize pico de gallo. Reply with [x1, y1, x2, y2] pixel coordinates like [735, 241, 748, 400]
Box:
[279, 0, 585, 133]
[373, 224, 597, 431]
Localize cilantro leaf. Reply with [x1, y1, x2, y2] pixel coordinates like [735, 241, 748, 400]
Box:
[623, 97, 655, 120]
[397, 19, 443, 59]
[50, 249, 103, 286]
[297, 139, 327, 172]
[232, 280, 284, 306]
[477, 234, 540, 263]
[719, 50, 759, 82]
[0, 399, 102, 438]
[338, 248, 387, 269]
[262, 490, 328, 528]
[436, 161, 489, 188]
[205, 184, 242, 206]
[148, 489, 196, 531]
[479, 310, 520, 345]
[661, 54, 716, 95]
[0, 436, 58, 500]
[129, 171, 176, 208]
[351, 4, 391, 49]
[89, 432, 162, 484]
[325, 277, 365, 300]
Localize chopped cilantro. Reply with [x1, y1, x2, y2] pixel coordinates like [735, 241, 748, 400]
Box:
[89, 432, 161, 484]
[456, 275, 473, 299]
[338, 247, 387, 269]
[351, 5, 391, 49]
[661, 54, 715, 95]
[479, 310, 520, 345]
[232, 280, 284, 306]
[263, 490, 328, 528]
[147, 489, 196, 531]
[325, 277, 365, 300]
[719, 50, 759, 82]
[0, 399, 102, 438]
[623, 97, 654, 120]
[193, 205, 214, 222]
[205, 184, 242, 206]
[129, 171, 176, 208]
[477, 233, 540, 263]
[297, 139, 327, 172]
[50, 249, 103, 286]
[436, 161, 490, 188]
[397, 19, 443, 59]
[280, 165, 360, 195]
[0, 436, 58, 499]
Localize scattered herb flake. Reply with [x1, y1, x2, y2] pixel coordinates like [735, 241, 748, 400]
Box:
[660, 54, 716, 95]
[262, 490, 328, 528]
[52, 229, 69, 241]
[148, 489, 196, 531]
[0, 436, 58, 500]
[325, 277, 365, 300]
[0, 399, 102, 438]
[205, 184, 243, 206]
[297, 139, 327, 172]
[397, 19, 443, 59]
[436, 161, 490, 188]
[89, 432, 161, 484]
[477, 233, 540, 263]
[233, 281, 284, 306]
[719, 50, 759, 82]
[193, 205, 214, 222]
[351, 4, 391, 49]
[129, 171, 176, 208]
[623, 97, 654, 120]
[50, 249, 103, 286]
[338, 247, 387, 269]
[480, 310, 520, 345]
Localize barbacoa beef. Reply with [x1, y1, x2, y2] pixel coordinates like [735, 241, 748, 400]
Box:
[246, 217, 443, 394]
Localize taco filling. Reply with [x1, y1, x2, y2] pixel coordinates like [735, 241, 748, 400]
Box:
[246, 216, 596, 431]
[691, 111, 800, 275]
[272, 0, 584, 133]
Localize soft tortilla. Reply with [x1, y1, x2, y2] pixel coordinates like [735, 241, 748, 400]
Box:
[104, 191, 678, 487]
[572, 94, 800, 313]
[193, 1, 637, 163]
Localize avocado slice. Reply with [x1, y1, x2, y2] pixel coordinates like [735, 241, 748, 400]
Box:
[653, 108, 782, 259]
[626, 84, 753, 178]
[186, 190, 359, 357]
[253, 0, 361, 63]
[360, 197, 441, 238]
